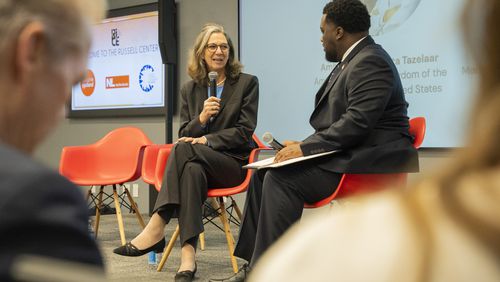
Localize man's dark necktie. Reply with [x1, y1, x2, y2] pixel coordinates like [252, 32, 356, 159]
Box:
[319, 62, 343, 101]
[327, 62, 343, 87]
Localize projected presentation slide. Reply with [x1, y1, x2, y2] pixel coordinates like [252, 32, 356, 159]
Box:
[240, 0, 476, 147]
[71, 11, 164, 112]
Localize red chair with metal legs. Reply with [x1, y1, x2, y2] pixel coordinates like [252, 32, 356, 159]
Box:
[155, 135, 268, 273]
[59, 126, 152, 245]
[304, 116, 426, 209]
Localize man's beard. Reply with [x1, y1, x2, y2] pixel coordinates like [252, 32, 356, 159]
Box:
[325, 49, 339, 62]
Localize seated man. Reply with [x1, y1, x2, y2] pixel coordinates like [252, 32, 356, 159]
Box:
[0, 0, 105, 280]
[211, 0, 418, 281]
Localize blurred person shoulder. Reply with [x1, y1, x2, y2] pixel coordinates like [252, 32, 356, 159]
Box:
[250, 174, 500, 282]
[0, 143, 85, 206]
[0, 142, 103, 274]
[250, 189, 422, 282]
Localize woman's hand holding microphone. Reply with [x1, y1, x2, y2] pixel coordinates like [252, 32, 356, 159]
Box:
[178, 97, 221, 146]
[199, 97, 221, 126]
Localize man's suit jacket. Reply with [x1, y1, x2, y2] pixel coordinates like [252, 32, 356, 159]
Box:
[0, 143, 103, 280]
[301, 36, 419, 173]
[178, 73, 259, 160]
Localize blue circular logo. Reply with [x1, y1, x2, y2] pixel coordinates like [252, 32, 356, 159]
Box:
[139, 64, 156, 92]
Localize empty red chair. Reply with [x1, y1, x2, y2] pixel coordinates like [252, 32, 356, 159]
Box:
[59, 127, 153, 245]
[304, 116, 426, 208]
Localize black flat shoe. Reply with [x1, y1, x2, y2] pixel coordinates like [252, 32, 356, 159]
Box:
[175, 263, 197, 282]
[112, 238, 165, 257]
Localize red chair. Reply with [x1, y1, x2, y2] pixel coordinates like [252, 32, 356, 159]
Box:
[59, 127, 153, 245]
[409, 116, 426, 149]
[155, 135, 268, 273]
[142, 144, 174, 187]
[142, 144, 199, 248]
[304, 116, 426, 209]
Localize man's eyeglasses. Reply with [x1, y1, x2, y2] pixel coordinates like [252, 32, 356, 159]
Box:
[206, 43, 229, 52]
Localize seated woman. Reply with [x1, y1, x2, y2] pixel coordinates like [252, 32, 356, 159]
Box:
[113, 23, 259, 282]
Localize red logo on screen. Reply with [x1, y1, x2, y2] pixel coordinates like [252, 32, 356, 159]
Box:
[105, 75, 130, 89]
[81, 69, 95, 96]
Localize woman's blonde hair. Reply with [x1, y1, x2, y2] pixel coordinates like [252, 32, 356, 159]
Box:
[187, 23, 243, 85]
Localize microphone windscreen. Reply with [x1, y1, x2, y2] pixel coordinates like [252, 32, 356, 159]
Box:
[208, 71, 218, 81]
[262, 132, 273, 143]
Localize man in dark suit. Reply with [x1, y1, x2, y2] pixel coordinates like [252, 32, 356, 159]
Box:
[211, 0, 418, 281]
[0, 0, 105, 280]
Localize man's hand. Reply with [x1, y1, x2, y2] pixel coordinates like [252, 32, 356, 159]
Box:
[178, 136, 208, 145]
[282, 140, 301, 146]
[274, 143, 303, 163]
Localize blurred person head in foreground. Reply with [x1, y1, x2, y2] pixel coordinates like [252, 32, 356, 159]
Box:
[0, 0, 106, 280]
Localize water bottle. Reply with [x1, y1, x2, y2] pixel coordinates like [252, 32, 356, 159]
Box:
[148, 251, 161, 269]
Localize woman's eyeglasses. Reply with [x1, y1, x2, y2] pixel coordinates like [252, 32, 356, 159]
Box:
[206, 43, 229, 52]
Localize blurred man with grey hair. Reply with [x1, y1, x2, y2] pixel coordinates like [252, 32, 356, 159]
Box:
[0, 0, 106, 280]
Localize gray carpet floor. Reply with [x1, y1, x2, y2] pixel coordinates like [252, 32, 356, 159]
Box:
[97, 213, 246, 282]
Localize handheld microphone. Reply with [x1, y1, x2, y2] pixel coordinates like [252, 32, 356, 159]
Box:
[208, 71, 218, 123]
[208, 71, 218, 97]
[262, 132, 284, 150]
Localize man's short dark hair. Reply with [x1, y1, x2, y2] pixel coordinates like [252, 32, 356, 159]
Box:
[323, 0, 371, 33]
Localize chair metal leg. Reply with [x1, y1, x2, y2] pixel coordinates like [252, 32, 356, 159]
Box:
[157, 224, 180, 272]
[200, 197, 222, 249]
[94, 186, 104, 238]
[112, 185, 126, 245]
[156, 196, 238, 272]
[217, 197, 238, 273]
[124, 186, 146, 229]
[207, 197, 219, 210]
[199, 232, 205, 251]
[230, 197, 243, 221]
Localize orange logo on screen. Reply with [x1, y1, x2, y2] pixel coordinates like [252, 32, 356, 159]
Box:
[81, 69, 96, 96]
[105, 75, 130, 89]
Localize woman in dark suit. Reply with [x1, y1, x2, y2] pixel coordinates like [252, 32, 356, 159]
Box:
[114, 23, 259, 282]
